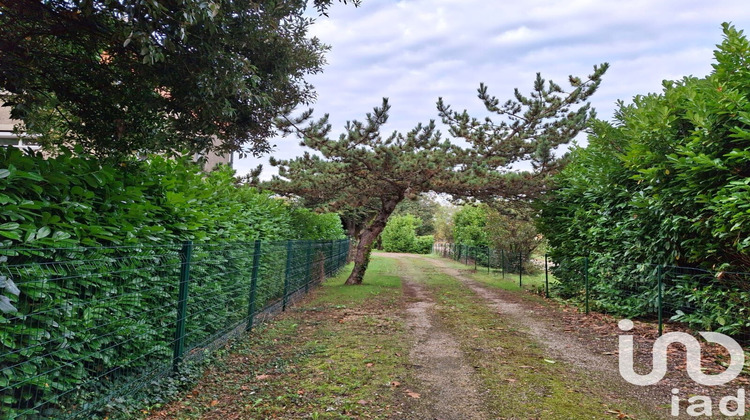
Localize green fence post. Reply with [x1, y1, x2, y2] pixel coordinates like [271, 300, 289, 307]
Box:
[329, 240, 334, 276]
[518, 251, 523, 288]
[246, 239, 262, 331]
[501, 249, 505, 279]
[487, 247, 491, 274]
[474, 247, 477, 271]
[173, 240, 193, 372]
[305, 240, 313, 293]
[338, 239, 343, 268]
[545, 253, 549, 298]
[657, 265, 663, 337]
[282, 240, 293, 312]
[584, 256, 590, 315]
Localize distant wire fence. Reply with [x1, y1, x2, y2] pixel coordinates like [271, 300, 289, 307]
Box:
[432, 242, 543, 291]
[433, 242, 750, 345]
[0, 239, 350, 420]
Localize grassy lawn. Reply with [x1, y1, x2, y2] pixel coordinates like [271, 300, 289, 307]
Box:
[147, 258, 408, 419]
[425, 253, 557, 292]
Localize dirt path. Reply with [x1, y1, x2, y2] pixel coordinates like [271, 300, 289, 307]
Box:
[391, 253, 678, 419]
[424, 255, 613, 371]
[396, 257, 488, 420]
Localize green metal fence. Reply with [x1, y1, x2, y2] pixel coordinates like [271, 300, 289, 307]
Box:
[433, 242, 531, 287]
[0, 239, 350, 419]
[433, 242, 750, 346]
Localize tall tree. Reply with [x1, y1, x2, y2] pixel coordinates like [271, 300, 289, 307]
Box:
[0, 0, 356, 158]
[267, 64, 607, 284]
[267, 99, 465, 284]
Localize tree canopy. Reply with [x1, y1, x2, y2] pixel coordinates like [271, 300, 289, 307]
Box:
[436, 63, 608, 199]
[0, 0, 355, 158]
[266, 63, 607, 284]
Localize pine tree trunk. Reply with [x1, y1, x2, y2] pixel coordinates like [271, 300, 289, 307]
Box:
[344, 227, 381, 285]
[344, 197, 401, 285]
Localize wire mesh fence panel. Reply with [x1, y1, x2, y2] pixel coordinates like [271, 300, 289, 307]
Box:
[0, 239, 350, 420]
[0, 244, 183, 419]
[433, 242, 750, 346]
[585, 261, 659, 319]
[661, 266, 750, 340]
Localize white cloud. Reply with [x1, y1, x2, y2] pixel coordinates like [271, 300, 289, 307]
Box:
[233, 0, 750, 178]
[492, 26, 538, 45]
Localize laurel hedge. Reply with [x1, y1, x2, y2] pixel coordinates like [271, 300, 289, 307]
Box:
[0, 147, 344, 418]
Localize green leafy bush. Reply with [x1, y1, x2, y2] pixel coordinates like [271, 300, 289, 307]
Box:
[0, 147, 344, 418]
[452, 205, 489, 247]
[538, 23, 750, 334]
[381, 215, 420, 253]
[414, 235, 434, 254]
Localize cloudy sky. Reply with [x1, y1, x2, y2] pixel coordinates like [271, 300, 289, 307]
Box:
[235, 0, 750, 178]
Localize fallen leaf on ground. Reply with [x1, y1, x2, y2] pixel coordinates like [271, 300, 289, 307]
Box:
[391, 381, 401, 387]
[255, 374, 271, 380]
[405, 390, 420, 399]
[543, 359, 556, 364]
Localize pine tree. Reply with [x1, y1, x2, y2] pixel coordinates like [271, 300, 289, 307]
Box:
[267, 64, 607, 284]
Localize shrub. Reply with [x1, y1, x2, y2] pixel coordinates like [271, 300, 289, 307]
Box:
[452, 205, 489, 247]
[381, 215, 420, 253]
[538, 24, 750, 334]
[414, 235, 434, 254]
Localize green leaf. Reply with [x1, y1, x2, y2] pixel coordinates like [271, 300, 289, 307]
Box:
[13, 171, 44, 182]
[0, 276, 20, 297]
[0, 223, 20, 231]
[52, 230, 72, 240]
[36, 226, 51, 240]
[0, 231, 21, 241]
[0, 296, 17, 314]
